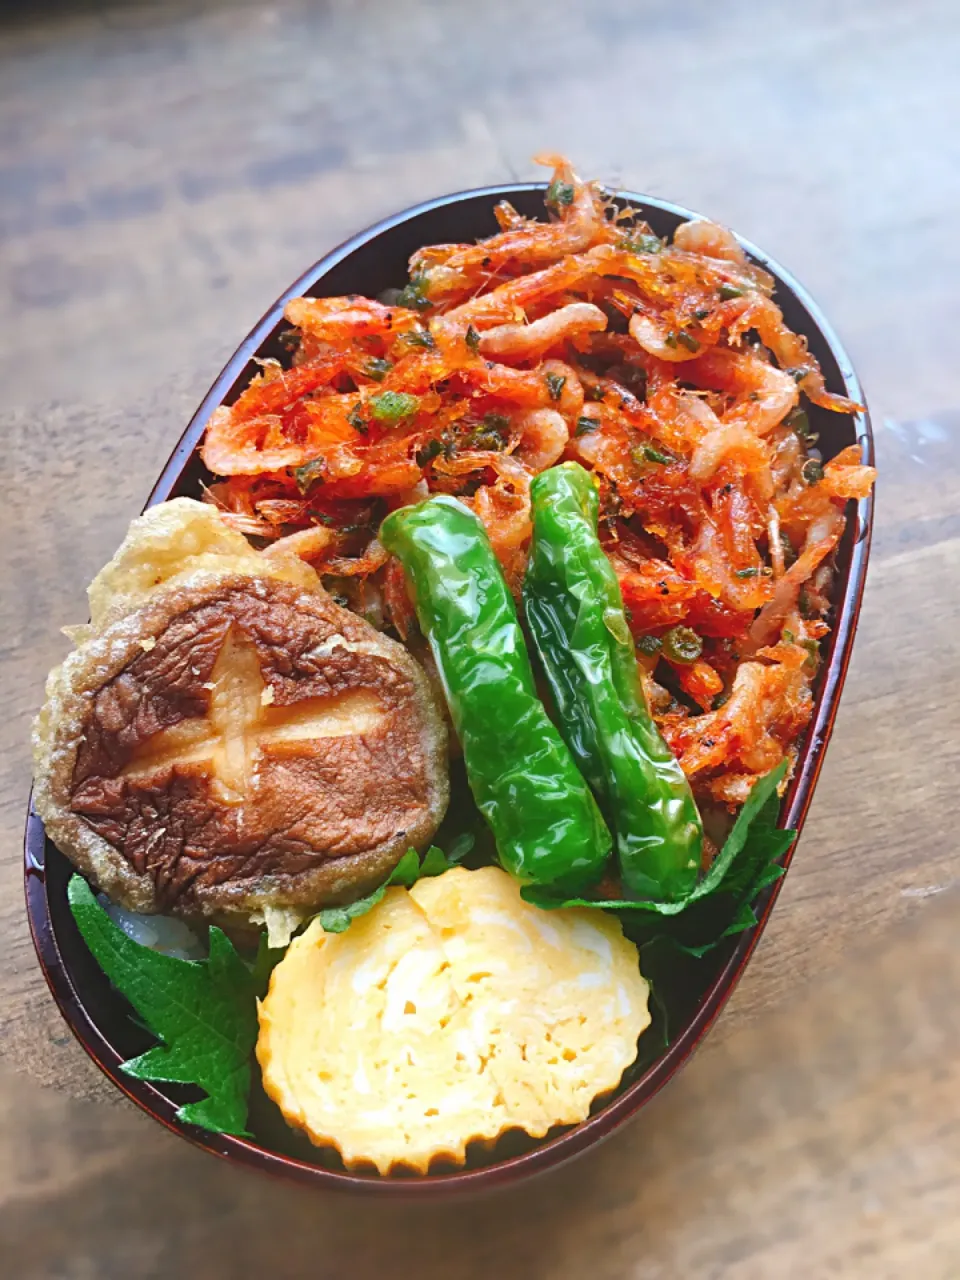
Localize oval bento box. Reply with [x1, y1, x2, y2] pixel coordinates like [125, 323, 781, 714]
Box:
[24, 184, 874, 1195]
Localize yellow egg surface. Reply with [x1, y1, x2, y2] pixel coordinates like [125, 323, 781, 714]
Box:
[410, 867, 651, 1139]
[257, 867, 651, 1175]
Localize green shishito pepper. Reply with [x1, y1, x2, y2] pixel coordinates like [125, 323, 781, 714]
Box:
[380, 495, 612, 891]
[523, 463, 703, 902]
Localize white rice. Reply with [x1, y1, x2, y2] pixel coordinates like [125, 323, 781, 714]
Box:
[99, 896, 206, 961]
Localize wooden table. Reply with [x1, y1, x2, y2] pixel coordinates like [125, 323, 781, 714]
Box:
[2, 1, 958, 1274]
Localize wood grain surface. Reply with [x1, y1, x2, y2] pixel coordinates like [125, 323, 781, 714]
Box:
[1, 0, 958, 1275]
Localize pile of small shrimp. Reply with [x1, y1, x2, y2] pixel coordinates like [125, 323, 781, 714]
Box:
[201, 155, 875, 810]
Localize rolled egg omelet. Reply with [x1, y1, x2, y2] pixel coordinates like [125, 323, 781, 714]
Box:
[257, 866, 650, 1174]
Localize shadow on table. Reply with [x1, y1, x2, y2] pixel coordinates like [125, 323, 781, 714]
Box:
[0, 0, 225, 23]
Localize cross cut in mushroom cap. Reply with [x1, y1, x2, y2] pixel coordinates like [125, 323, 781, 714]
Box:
[121, 625, 385, 806]
[33, 573, 449, 929]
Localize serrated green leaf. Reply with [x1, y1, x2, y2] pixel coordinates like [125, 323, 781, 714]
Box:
[249, 932, 284, 999]
[637, 938, 675, 1047]
[692, 761, 788, 900]
[419, 845, 453, 877]
[719, 900, 759, 938]
[67, 876, 257, 1136]
[312, 897, 382, 934]
[754, 863, 787, 893]
[522, 762, 796, 957]
[312, 843, 465, 935]
[384, 847, 422, 888]
[445, 830, 476, 864]
[521, 884, 691, 915]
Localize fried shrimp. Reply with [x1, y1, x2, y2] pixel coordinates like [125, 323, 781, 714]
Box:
[730, 294, 862, 413]
[284, 296, 412, 343]
[689, 418, 773, 492]
[478, 302, 608, 360]
[684, 348, 799, 436]
[629, 312, 705, 363]
[412, 155, 615, 308]
[199, 157, 874, 808]
[673, 218, 749, 265]
[513, 408, 570, 471]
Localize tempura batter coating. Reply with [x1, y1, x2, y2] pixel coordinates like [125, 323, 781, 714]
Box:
[33, 502, 449, 932]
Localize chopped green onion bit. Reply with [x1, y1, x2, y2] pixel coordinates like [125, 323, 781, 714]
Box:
[631, 443, 672, 466]
[415, 439, 443, 467]
[370, 391, 420, 424]
[785, 406, 816, 441]
[618, 232, 662, 254]
[405, 327, 436, 349]
[635, 633, 662, 656]
[546, 180, 576, 208]
[545, 371, 567, 401]
[801, 458, 824, 486]
[661, 625, 703, 664]
[365, 358, 393, 382]
[397, 272, 432, 312]
[293, 458, 325, 493]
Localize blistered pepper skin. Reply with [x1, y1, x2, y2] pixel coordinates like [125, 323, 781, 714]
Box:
[380, 495, 611, 891]
[524, 464, 703, 902]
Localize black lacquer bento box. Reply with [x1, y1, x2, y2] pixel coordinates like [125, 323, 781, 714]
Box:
[25, 184, 874, 1195]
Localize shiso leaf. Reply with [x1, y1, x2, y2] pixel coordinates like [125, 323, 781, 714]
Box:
[312, 843, 465, 934]
[249, 932, 285, 998]
[443, 830, 476, 865]
[521, 761, 794, 953]
[67, 875, 258, 1137]
[419, 845, 456, 877]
